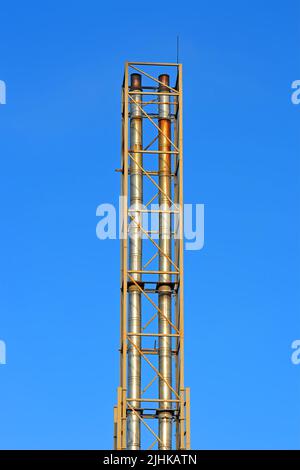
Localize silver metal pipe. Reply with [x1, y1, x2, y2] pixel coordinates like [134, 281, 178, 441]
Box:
[158, 74, 172, 450]
[127, 73, 143, 450]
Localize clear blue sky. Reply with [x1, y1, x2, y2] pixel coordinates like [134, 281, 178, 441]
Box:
[0, 0, 299, 450]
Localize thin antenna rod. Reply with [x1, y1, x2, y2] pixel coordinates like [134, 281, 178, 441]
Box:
[176, 35, 180, 63]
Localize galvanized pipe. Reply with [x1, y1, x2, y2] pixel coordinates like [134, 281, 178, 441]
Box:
[127, 73, 143, 450]
[158, 74, 172, 449]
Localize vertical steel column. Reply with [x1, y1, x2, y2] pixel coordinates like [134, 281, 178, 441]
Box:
[158, 74, 172, 449]
[177, 64, 186, 449]
[127, 73, 143, 450]
[120, 64, 129, 450]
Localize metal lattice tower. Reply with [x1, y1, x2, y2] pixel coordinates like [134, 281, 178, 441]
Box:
[114, 62, 190, 450]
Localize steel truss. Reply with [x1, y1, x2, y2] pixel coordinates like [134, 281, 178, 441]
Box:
[114, 62, 190, 450]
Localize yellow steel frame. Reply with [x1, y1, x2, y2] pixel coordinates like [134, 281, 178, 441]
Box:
[114, 62, 190, 450]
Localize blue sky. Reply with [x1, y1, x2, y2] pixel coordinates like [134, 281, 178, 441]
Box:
[0, 0, 299, 450]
